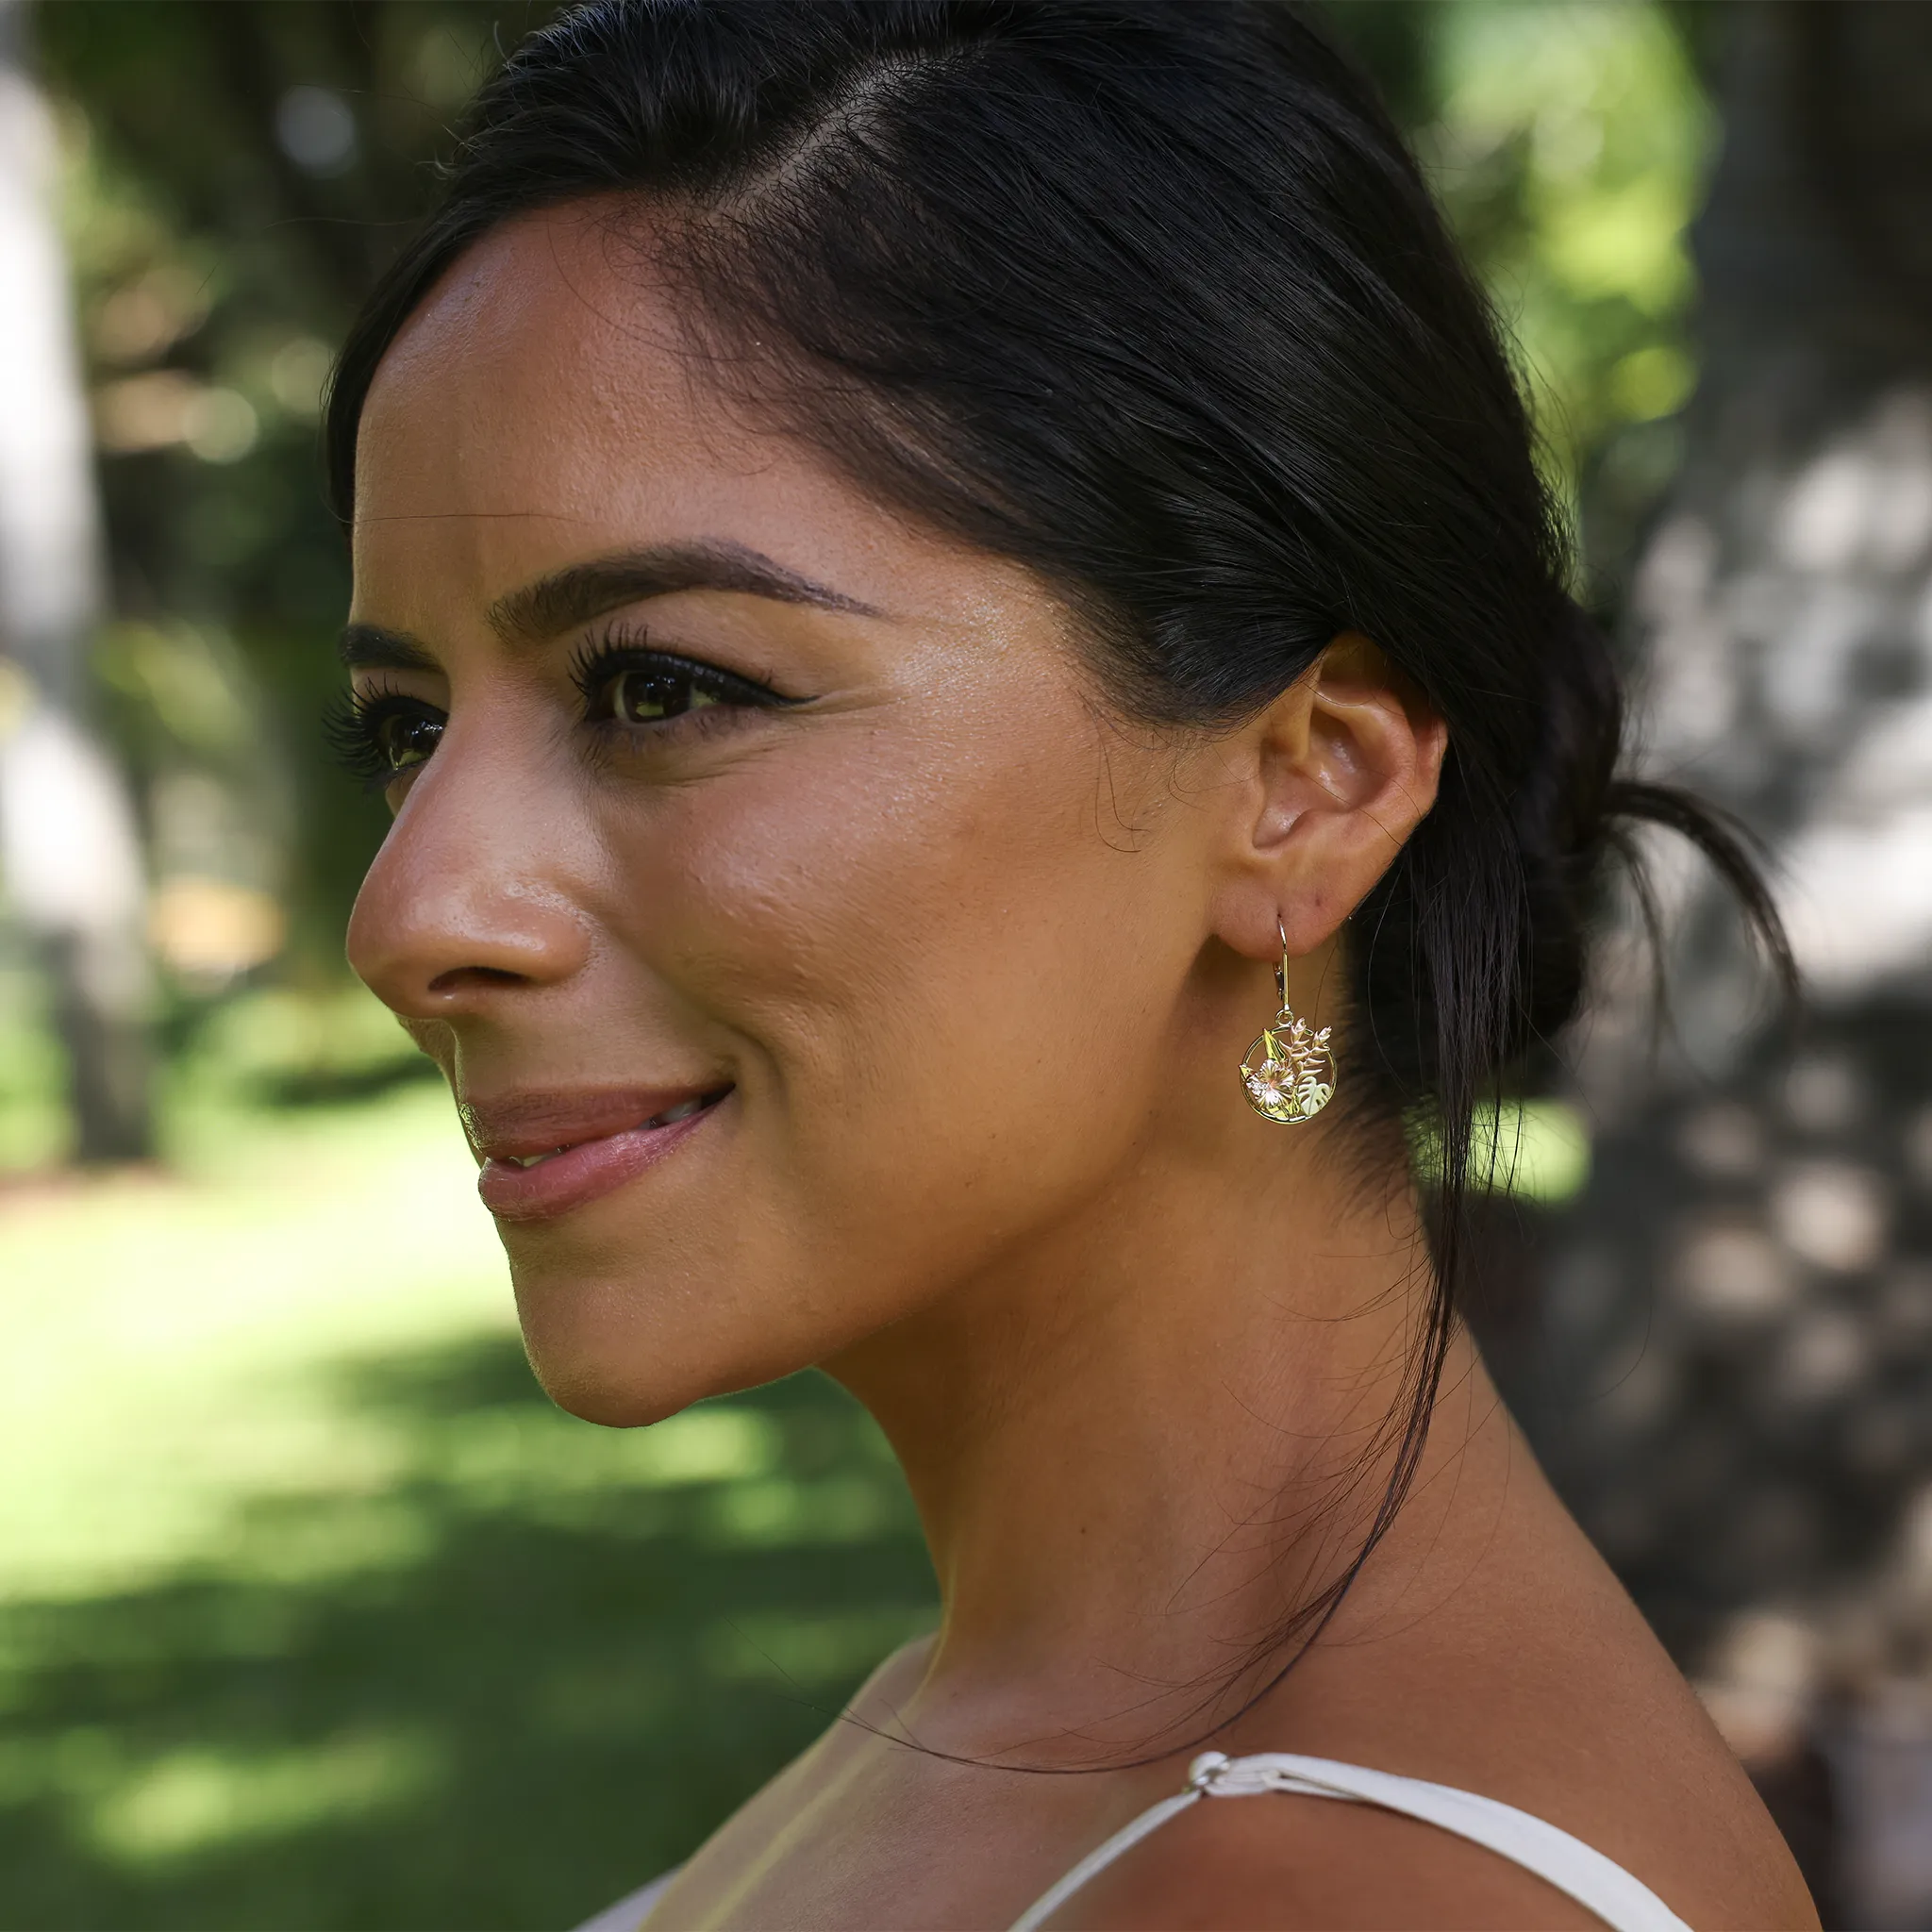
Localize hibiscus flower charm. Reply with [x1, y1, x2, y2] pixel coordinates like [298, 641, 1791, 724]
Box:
[1241, 1011, 1336, 1124]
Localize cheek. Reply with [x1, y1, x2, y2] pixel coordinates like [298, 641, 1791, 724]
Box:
[508, 690, 1206, 1426]
[600, 724, 1164, 1280]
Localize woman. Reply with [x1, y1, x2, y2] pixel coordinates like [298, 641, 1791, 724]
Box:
[325, 3, 1814, 1924]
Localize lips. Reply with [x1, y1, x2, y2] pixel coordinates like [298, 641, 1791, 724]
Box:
[463, 1085, 730, 1222]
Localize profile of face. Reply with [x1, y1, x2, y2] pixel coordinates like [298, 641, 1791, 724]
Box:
[345, 205, 1441, 1427]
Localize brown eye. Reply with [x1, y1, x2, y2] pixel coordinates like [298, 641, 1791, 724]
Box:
[608, 665, 721, 724]
[375, 707, 443, 773]
[571, 641, 788, 730]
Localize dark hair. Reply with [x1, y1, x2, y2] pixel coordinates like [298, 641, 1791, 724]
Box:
[324, 0, 1790, 1743]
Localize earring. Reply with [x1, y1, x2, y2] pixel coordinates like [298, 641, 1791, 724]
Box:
[1240, 919, 1337, 1124]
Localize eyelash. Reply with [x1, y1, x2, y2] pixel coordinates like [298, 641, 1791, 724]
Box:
[324, 680, 425, 794]
[323, 631, 791, 792]
[568, 628, 789, 734]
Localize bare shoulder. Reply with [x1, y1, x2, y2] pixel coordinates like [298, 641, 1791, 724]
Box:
[1042, 1431, 1822, 1931]
[1047, 1790, 1604, 1932]
[1047, 1771, 1815, 1932]
[650, 1631, 939, 1900]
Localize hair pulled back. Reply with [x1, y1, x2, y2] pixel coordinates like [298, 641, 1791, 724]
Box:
[325, 0, 1788, 1724]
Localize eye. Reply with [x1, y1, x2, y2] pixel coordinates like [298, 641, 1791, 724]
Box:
[571, 634, 790, 733]
[374, 704, 444, 772]
[323, 688, 446, 793]
[606, 664, 724, 724]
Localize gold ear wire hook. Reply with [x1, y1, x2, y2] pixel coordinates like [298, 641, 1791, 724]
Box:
[1240, 914, 1338, 1124]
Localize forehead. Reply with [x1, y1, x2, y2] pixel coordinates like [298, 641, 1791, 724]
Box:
[351, 204, 913, 624]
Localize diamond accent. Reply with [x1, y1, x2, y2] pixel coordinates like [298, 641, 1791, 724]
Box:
[1241, 1014, 1335, 1124]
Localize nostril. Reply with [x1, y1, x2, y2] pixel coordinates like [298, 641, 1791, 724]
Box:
[426, 964, 528, 995]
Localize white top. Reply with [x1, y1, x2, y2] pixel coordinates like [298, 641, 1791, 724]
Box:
[1008, 1750, 1691, 1932]
[575, 1747, 1693, 1932]
[575, 1870, 679, 1932]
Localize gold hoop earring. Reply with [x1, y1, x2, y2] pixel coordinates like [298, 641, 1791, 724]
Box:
[1240, 919, 1337, 1124]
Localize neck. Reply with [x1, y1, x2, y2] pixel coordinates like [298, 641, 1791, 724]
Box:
[826, 1098, 1441, 1767]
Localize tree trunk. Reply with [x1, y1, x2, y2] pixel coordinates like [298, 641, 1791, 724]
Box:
[0, 0, 150, 1163]
[1507, 5, 1932, 1922]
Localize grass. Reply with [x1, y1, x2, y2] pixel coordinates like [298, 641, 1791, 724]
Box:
[0, 1016, 937, 1931]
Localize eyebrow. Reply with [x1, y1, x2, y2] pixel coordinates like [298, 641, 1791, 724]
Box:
[339, 624, 439, 671]
[490, 540, 878, 644]
[339, 539, 879, 670]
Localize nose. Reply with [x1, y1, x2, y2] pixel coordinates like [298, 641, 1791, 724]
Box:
[346, 748, 592, 1023]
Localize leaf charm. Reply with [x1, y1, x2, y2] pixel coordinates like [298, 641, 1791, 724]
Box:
[1240, 1008, 1338, 1124]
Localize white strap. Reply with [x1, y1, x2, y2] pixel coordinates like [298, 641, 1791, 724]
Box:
[572, 1867, 679, 1932]
[1008, 1790, 1203, 1932]
[1008, 1751, 1692, 1932]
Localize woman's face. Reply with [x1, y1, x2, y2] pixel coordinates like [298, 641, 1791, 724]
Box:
[346, 207, 1262, 1424]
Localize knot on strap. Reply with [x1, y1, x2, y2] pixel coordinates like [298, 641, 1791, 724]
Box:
[1186, 1752, 1362, 1802]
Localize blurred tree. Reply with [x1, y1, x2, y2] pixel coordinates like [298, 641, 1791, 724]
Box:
[29, 1, 561, 992]
[0, 0, 150, 1159]
[1509, 4, 1932, 1921]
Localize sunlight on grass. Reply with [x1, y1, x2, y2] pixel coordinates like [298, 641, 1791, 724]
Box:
[85, 1730, 443, 1867]
[0, 1077, 860, 1600]
[428, 1403, 782, 1500]
[0, 1079, 511, 1601]
[0, 1045, 935, 1929]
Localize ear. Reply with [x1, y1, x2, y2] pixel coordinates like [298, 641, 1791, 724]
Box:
[1206, 633, 1447, 964]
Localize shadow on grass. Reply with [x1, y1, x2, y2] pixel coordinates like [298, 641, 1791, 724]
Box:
[0, 1346, 937, 1931]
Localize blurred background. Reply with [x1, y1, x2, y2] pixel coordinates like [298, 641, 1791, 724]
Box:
[0, 1, 1926, 1925]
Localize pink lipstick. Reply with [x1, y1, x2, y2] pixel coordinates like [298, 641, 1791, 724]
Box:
[462, 1085, 730, 1222]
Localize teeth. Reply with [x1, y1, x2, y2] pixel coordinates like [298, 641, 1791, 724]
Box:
[646, 1095, 708, 1128]
[501, 1095, 715, 1167]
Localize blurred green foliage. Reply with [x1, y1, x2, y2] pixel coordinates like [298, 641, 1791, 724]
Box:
[1334, 0, 1710, 577]
[1418, 0, 1710, 575]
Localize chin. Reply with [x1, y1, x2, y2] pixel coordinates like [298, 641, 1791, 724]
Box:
[506, 1244, 835, 1430]
[534, 1364, 693, 1432]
